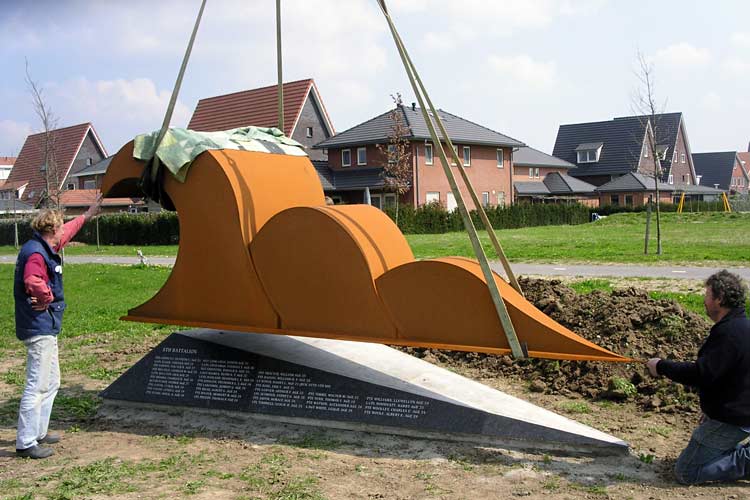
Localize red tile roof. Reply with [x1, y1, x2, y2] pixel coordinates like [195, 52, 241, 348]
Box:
[0, 180, 28, 192]
[188, 79, 333, 137]
[59, 189, 142, 208]
[7, 123, 107, 205]
[0, 156, 16, 166]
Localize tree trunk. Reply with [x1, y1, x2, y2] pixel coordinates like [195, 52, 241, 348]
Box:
[644, 198, 651, 254]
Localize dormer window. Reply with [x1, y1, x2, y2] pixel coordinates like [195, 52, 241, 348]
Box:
[656, 145, 669, 160]
[575, 142, 603, 163]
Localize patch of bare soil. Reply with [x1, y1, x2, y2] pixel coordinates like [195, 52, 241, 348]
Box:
[401, 277, 710, 415]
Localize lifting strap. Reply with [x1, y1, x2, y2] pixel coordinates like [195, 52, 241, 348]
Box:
[377, 0, 525, 358]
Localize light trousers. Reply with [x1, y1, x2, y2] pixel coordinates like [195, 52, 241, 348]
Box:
[16, 335, 60, 450]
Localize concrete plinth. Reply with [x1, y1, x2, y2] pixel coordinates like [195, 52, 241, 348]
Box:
[101, 329, 628, 455]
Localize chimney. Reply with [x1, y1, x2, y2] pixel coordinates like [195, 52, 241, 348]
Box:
[411, 102, 416, 111]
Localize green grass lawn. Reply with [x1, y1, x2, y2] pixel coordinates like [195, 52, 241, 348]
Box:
[1, 211, 748, 265]
[406, 212, 750, 265]
[0, 264, 172, 351]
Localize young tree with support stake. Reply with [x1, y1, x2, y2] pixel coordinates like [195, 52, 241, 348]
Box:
[376, 93, 411, 225]
[633, 51, 665, 255]
[25, 60, 64, 210]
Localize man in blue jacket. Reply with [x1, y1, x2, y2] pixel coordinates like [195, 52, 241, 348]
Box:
[14, 202, 99, 459]
[647, 269, 750, 484]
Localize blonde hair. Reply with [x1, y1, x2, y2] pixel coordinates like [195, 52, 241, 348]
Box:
[31, 210, 64, 235]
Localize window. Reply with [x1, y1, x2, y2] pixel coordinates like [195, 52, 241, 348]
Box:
[306, 127, 313, 138]
[425, 192, 440, 204]
[482, 192, 489, 207]
[384, 194, 396, 208]
[534, 168, 540, 179]
[681, 153, 686, 163]
[357, 147, 367, 166]
[496, 149, 504, 168]
[673, 151, 677, 164]
[370, 194, 382, 209]
[577, 150, 598, 163]
[668, 174, 674, 184]
[528, 167, 534, 179]
[342, 149, 351, 167]
[696, 175, 702, 185]
[86, 158, 93, 166]
[656, 145, 668, 160]
[643, 146, 648, 158]
[462, 146, 471, 166]
[497, 191, 506, 207]
[451, 145, 458, 166]
[425, 143, 433, 165]
[67, 183, 76, 190]
[625, 195, 633, 206]
[84, 180, 96, 189]
[529, 167, 539, 178]
[610, 195, 619, 206]
[387, 144, 396, 164]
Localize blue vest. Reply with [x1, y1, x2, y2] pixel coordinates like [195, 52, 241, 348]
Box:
[14, 233, 67, 340]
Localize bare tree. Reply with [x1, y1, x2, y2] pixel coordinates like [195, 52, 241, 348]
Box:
[376, 93, 412, 224]
[25, 59, 62, 209]
[632, 51, 666, 255]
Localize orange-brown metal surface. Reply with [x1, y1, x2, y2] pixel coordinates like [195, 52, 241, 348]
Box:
[101, 145, 627, 361]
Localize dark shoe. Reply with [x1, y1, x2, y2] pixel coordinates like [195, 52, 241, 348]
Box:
[39, 433, 61, 444]
[16, 445, 54, 459]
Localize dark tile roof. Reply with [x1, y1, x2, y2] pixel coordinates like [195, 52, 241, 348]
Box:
[514, 172, 596, 196]
[0, 198, 34, 212]
[595, 172, 675, 192]
[188, 79, 334, 138]
[513, 146, 574, 168]
[7, 123, 106, 205]
[314, 106, 524, 149]
[615, 112, 682, 174]
[69, 156, 112, 177]
[553, 116, 647, 177]
[544, 172, 597, 194]
[311, 160, 334, 191]
[514, 182, 549, 195]
[310, 162, 388, 192]
[692, 152, 739, 190]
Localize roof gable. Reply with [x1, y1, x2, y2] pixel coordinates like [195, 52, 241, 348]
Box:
[7, 123, 104, 204]
[692, 152, 742, 189]
[188, 79, 334, 138]
[314, 106, 524, 149]
[554, 116, 647, 177]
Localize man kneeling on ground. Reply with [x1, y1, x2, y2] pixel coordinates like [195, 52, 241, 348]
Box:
[647, 269, 750, 484]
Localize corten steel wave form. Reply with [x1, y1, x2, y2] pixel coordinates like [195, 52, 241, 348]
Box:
[102, 143, 627, 362]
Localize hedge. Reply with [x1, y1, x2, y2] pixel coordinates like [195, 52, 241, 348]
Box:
[0, 212, 180, 246]
[383, 202, 590, 234]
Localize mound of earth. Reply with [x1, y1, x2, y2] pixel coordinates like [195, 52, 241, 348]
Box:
[401, 277, 711, 413]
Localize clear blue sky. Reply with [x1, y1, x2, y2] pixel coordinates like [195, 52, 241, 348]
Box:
[1, 0, 748, 157]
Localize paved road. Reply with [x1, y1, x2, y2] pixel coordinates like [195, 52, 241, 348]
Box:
[2, 253, 748, 280]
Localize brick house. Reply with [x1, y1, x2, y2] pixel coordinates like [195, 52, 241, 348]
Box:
[693, 152, 749, 195]
[512, 146, 574, 182]
[594, 172, 675, 207]
[313, 104, 524, 210]
[514, 172, 598, 206]
[0, 156, 15, 183]
[553, 112, 698, 189]
[6, 123, 107, 207]
[188, 79, 335, 162]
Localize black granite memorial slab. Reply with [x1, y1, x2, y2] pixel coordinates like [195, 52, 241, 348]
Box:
[101, 331, 627, 452]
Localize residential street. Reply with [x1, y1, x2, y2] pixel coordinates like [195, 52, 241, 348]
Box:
[1, 253, 747, 280]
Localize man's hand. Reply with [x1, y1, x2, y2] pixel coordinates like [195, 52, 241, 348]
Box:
[83, 195, 102, 221]
[646, 358, 661, 377]
[28, 296, 48, 311]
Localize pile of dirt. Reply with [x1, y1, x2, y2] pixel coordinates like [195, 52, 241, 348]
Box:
[402, 277, 711, 413]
